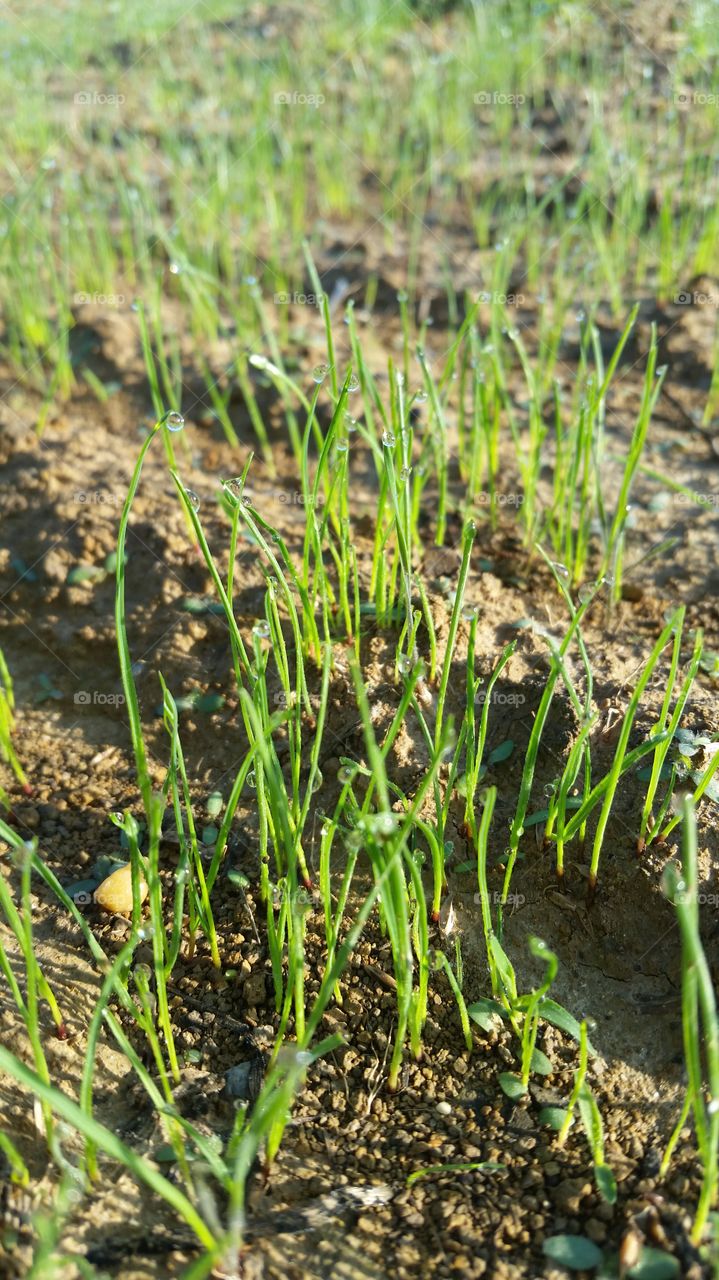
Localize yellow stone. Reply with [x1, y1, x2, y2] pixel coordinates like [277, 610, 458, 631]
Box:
[94, 864, 148, 916]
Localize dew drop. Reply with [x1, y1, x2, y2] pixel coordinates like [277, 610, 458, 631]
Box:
[184, 488, 200, 511]
[552, 561, 570, 579]
[400, 465, 412, 482]
[253, 620, 271, 639]
[335, 436, 349, 454]
[372, 812, 398, 839]
[346, 373, 360, 393]
[169, 261, 181, 275]
[338, 765, 356, 784]
[461, 605, 476, 622]
[413, 389, 428, 404]
[578, 583, 594, 604]
[382, 431, 396, 447]
[312, 363, 332, 383]
[311, 769, 323, 793]
[165, 411, 185, 432]
[247, 771, 257, 789]
[223, 478, 243, 500]
[397, 654, 412, 676]
[345, 414, 358, 432]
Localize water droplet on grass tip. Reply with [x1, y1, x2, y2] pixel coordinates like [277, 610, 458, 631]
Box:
[312, 363, 332, 383]
[578, 583, 594, 604]
[400, 465, 412, 482]
[184, 489, 200, 511]
[335, 436, 349, 454]
[346, 373, 360, 393]
[222, 478, 242, 500]
[552, 562, 570, 579]
[461, 606, 476, 622]
[397, 654, 412, 676]
[366, 812, 398, 840]
[382, 431, 396, 447]
[169, 261, 181, 275]
[247, 771, 257, 789]
[311, 770, 323, 792]
[338, 765, 356, 784]
[165, 411, 184, 431]
[253, 620, 270, 639]
[345, 414, 358, 431]
[413, 389, 428, 404]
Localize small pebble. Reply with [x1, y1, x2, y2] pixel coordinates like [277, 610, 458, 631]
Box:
[436, 1101, 452, 1117]
[94, 863, 148, 916]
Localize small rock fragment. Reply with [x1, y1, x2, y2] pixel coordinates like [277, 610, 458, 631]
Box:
[94, 863, 147, 916]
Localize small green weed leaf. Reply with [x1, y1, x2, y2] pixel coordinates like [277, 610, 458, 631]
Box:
[538, 1106, 570, 1131]
[534, 998, 597, 1054]
[467, 998, 507, 1031]
[206, 791, 223, 817]
[530, 1048, 553, 1076]
[488, 740, 514, 765]
[594, 1163, 617, 1205]
[153, 1144, 177, 1164]
[498, 1072, 527, 1100]
[542, 1234, 603, 1270]
[67, 564, 106, 585]
[627, 1248, 680, 1279]
[104, 550, 127, 573]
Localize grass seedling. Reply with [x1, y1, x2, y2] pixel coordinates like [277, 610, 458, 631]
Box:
[0, 645, 29, 800]
[639, 627, 704, 849]
[662, 797, 719, 1243]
